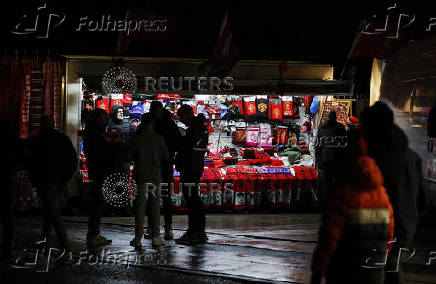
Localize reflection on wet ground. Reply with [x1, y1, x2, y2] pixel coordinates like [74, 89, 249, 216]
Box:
[1, 213, 435, 283]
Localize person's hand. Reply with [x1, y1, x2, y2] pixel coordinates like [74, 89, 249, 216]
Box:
[311, 271, 323, 284]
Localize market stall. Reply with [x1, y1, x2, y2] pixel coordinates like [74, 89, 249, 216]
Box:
[76, 89, 354, 213]
[67, 56, 353, 213]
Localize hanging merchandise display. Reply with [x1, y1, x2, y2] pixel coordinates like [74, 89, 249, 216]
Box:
[319, 100, 351, 126]
[110, 93, 124, 109]
[96, 97, 110, 113]
[244, 96, 257, 118]
[282, 96, 293, 118]
[256, 95, 268, 119]
[268, 98, 283, 120]
[76, 88, 329, 213]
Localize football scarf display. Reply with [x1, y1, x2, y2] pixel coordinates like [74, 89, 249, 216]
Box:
[282, 96, 293, 118]
[246, 126, 260, 146]
[19, 59, 33, 139]
[129, 102, 145, 119]
[231, 99, 244, 116]
[256, 97, 268, 119]
[268, 98, 283, 120]
[123, 93, 132, 106]
[259, 123, 272, 147]
[276, 126, 289, 145]
[244, 96, 257, 118]
[29, 69, 44, 135]
[96, 98, 110, 113]
[233, 127, 246, 144]
[110, 94, 124, 109]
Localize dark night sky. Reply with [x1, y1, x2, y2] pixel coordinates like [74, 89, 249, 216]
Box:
[1, 0, 435, 76]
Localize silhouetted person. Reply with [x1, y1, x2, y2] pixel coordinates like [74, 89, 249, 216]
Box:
[129, 113, 168, 248]
[427, 100, 436, 138]
[315, 111, 346, 208]
[0, 115, 15, 261]
[175, 105, 209, 245]
[83, 109, 117, 246]
[360, 102, 424, 284]
[29, 115, 77, 263]
[312, 129, 394, 284]
[146, 101, 181, 240]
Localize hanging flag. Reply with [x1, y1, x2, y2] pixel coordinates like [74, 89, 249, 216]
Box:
[199, 11, 239, 78]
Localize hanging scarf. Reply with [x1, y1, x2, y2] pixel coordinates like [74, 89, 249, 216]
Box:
[282, 96, 293, 117]
[256, 97, 268, 119]
[244, 96, 257, 118]
[268, 98, 282, 120]
[96, 98, 110, 113]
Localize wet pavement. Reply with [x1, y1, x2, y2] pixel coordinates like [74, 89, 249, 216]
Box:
[1, 213, 436, 283]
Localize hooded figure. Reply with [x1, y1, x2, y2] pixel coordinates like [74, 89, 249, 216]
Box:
[360, 102, 425, 284]
[108, 104, 131, 135]
[311, 129, 394, 284]
[107, 104, 133, 171]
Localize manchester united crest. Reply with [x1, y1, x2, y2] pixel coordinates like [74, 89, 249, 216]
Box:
[257, 102, 267, 112]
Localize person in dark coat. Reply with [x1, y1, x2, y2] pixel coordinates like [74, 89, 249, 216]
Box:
[29, 115, 77, 263]
[107, 104, 133, 174]
[427, 100, 436, 138]
[0, 115, 16, 261]
[129, 114, 169, 248]
[175, 104, 209, 245]
[315, 111, 346, 207]
[83, 108, 119, 246]
[108, 104, 131, 134]
[145, 101, 181, 240]
[360, 101, 425, 284]
[312, 130, 394, 284]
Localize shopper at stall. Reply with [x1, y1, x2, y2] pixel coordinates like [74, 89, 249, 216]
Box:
[83, 108, 117, 246]
[175, 104, 209, 245]
[0, 116, 15, 262]
[28, 116, 77, 263]
[311, 130, 394, 284]
[107, 104, 133, 172]
[145, 101, 180, 240]
[315, 110, 346, 208]
[129, 113, 169, 248]
[360, 102, 424, 284]
[108, 104, 131, 134]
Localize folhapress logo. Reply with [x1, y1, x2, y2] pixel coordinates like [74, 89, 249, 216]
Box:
[11, 3, 168, 39]
[11, 3, 65, 39]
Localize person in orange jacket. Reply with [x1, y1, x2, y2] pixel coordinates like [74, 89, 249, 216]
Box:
[311, 130, 394, 284]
